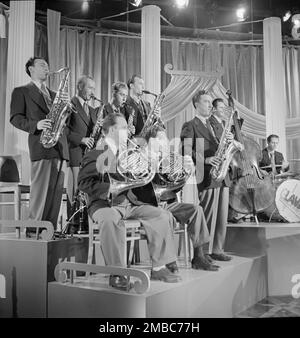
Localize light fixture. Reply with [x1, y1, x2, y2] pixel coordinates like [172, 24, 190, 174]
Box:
[236, 7, 246, 22]
[292, 14, 300, 27]
[175, 0, 189, 9]
[130, 0, 142, 7]
[81, 0, 89, 13]
[283, 11, 292, 22]
[291, 14, 300, 39]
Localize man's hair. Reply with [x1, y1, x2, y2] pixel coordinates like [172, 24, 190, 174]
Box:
[77, 75, 94, 91]
[212, 98, 224, 108]
[143, 125, 165, 143]
[25, 56, 47, 77]
[112, 82, 127, 96]
[127, 74, 142, 89]
[192, 89, 208, 109]
[102, 113, 125, 135]
[267, 134, 279, 143]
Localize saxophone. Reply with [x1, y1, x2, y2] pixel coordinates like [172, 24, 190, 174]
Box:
[210, 94, 243, 182]
[40, 67, 74, 148]
[86, 95, 104, 152]
[139, 93, 166, 138]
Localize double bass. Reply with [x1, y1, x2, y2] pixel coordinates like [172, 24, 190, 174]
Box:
[227, 90, 275, 216]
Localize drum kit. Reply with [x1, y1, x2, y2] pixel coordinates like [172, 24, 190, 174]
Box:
[261, 159, 300, 223]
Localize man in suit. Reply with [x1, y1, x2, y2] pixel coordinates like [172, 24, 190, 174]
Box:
[78, 113, 181, 289]
[124, 74, 151, 137]
[259, 134, 289, 175]
[180, 90, 233, 262]
[144, 125, 219, 271]
[10, 56, 69, 229]
[66, 75, 98, 215]
[102, 82, 127, 118]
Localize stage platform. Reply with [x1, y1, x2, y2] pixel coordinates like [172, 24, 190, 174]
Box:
[48, 254, 267, 318]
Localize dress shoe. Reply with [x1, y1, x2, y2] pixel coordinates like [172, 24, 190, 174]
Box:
[151, 268, 182, 283]
[210, 253, 232, 261]
[191, 257, 219, 271]
[204, 254, 214, 264]
[109, 275, 133, 291]
[165, 261, 179, 274]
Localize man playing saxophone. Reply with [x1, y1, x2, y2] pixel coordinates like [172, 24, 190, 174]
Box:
[102, 82, 128, 118]
[10, 57, 69, 232]
[78, 113, 182, 290]
[180, 90, 233, 262]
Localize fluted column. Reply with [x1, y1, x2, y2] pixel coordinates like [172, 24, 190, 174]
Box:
[263, 17, 287, 155]
[141, 5, 161, 104]
[4, 1, 35, 184]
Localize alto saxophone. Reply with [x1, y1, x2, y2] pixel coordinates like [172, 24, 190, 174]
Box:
[40, 67, 74, 148]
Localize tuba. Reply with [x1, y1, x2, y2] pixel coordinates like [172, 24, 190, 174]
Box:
[107, 139, 156, 201]
[40, 67, 75, 148]
[210, 91, 243, 182]
[152, 151, 192, 204]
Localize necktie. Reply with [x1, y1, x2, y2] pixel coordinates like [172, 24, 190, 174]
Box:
[206, 119, 217, 141]
[40, 83, 52, 110]
[270, 152, 277, 174]
[139, 100, 147, 123]
[83, 101, 90, 118]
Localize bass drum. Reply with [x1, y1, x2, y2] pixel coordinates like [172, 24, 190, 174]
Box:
[275, 179, 300, 223]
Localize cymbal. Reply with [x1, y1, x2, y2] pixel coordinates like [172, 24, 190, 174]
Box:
[260, 165, 282, 169]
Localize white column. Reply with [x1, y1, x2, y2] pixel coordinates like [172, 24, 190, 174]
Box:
[263, 17, 287, 155]
[4, 1, 35, 184]
[141, 5, 161, 105]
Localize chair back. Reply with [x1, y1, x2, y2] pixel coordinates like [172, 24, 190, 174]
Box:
[0, 154, 21, 183]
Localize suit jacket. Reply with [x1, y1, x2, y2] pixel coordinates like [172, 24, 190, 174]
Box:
[66, 96, 97, 167]
[10, 82, 69, 162]
[124, 96, 151, 136]
[180, 116, 222, 193]
[102, 102, 126, 119]
[78, 140, 157, 216]
[259, 148, 288, 174]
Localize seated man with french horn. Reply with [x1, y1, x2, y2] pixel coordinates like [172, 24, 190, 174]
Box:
[142, 124, 220, 271]
[78, 113, 182, 290]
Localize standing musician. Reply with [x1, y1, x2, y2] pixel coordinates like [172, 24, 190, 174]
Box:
[78, 113, 182, 289]
[102, 82, 128, 118]
[66, 75, 98, 214]
[10, 56, 69, 230]
[259, 134, 289, 175]
[124, 74, 151, 137]
[143, 125, 219, 271]
[180, 90, 233, 262]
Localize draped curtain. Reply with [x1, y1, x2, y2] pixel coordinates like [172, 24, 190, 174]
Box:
[0, 36, 8, 154]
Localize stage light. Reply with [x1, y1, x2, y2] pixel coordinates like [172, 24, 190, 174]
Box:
[292, 14, 300, 27]
[283, 11, 292, 22]
[131, 0, 142, 7]
[81, 0, 89, 12]
[236, 7, 246, 22]
[291, 14, 300, 39]
[175, 0, 189, 9]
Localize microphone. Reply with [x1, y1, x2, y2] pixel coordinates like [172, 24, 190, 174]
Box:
[142, 90, 157, 98]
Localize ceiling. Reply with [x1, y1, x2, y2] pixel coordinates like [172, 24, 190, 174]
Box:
[2, 0, 300, 40]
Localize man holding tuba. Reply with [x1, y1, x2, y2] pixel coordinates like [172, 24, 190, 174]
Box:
[10, 57, 69, 233]
[78, 113, 182, 290]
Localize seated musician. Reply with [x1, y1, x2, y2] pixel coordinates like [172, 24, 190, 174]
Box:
[78, 113, 182, 290]
[102, 82, 128, 118]
[143, 124, 220, 271]
[259, 134, 289, 175]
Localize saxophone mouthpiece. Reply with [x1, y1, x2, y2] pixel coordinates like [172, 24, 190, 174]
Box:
[142, 90, 157, 98]
[90, 95, 103, 103]
[47, 67, 69, 75]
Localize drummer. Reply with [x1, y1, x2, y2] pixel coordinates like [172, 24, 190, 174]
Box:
[259, 134, 289, 175]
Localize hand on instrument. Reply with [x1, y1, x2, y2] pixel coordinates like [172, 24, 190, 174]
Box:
[205, 156, 222, 167]
[37, 119, 52, 131]
[226, 131, 234, 142]
[81, 137, 94, 149]
[183, 155, 195, 174]
[282, 161, 289, 170]
[233, 140, 244, 151]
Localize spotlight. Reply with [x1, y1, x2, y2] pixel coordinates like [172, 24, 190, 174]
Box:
[283, 11, 292, 22]
[175, 0, 189, 9]
[130, 0, 142, 7]
[81, 1, 89, 12]
[236, 7, 246, 22]
[292, 14, 300, 27]
[291, 14, 300, 39]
